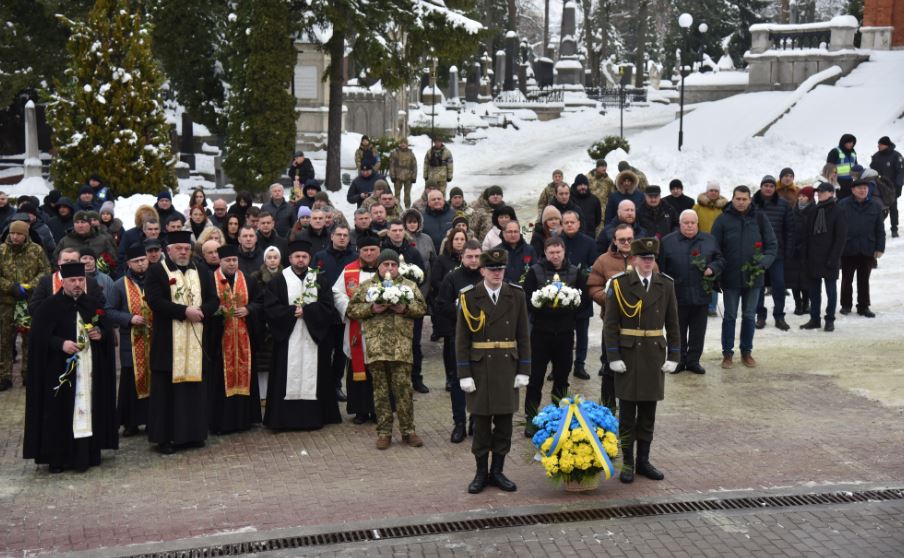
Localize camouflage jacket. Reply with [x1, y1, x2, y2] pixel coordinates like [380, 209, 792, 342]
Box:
[346, 275, 427, 364]
[0, 238, 51, 305]
[389, 147, 417, 182]
[423, 146, 453, 181]
[587, 169, 616, 209]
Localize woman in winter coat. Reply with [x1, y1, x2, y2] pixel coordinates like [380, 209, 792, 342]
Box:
[192, 226, 225, 262]
[221, 214, 242, 246]
[787, 186, 814, 315]
[530, 205, 562, 256]
[185, 204, 216, 243]
[98, 202, 124, 247]
[252, 246, 283, 402]
[481, 205, 516, 251]
[228, 191, 253, 223]
[184, 188, 212, 218]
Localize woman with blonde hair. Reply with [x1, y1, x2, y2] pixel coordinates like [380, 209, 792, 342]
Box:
[192, 225, 225, 260]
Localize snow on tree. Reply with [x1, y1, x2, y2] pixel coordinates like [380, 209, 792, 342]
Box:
[221, 0, 295, 195]
[47, 0, 175, 198]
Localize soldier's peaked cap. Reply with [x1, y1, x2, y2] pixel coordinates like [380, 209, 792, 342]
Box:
[630, 237, 659, 257]
[480, 248, 508, 269]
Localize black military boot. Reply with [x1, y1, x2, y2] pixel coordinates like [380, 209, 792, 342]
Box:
[799, 318, 821, 330]
[488, 454, 517, 491]
[635, 441, 665, 480]
[467, 454, 489, 494]
[620, 443, 635, 483]
[450, 422, 466, 443]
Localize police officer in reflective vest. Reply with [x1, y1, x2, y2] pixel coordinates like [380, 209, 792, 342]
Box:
[603, 238, 680, 483]
[456, 248, 531, 494]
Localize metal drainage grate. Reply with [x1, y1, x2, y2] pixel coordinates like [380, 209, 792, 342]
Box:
[122, 488, 904, 558]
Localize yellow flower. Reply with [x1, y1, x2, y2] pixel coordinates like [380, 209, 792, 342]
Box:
[540, 437, 553, 453]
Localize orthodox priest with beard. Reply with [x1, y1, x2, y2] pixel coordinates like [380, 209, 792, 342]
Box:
[24, 262, 118, 473]
[263, 240, 341, 430]
[208, 244, 262, 434]
[144, 230, 218, 454]
[107, 243, 153, 436]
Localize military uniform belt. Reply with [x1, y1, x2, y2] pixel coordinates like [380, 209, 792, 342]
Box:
[472, 341, 517, 349]
[619, 328, 663, 337]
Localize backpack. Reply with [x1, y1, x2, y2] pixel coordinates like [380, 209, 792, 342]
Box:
[875, 175, 896, 213]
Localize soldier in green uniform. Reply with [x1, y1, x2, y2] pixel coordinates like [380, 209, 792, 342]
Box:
[455, 248, 531, 494]
[347, 249, 427, 450]
[603, 238, 680, 484]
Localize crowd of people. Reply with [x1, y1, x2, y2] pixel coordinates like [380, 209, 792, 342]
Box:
[1, 132, 900, 490]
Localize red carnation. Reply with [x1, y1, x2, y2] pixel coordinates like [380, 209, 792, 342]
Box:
[691, 250, 700, 257]
[169, 278, 177, 285]
[96, 309, 105, 316]
[220, 278, 229, 285]
[754, 242, 763, 249]
[523, 255, 532, 264]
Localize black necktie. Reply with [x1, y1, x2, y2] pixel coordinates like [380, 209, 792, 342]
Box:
[492, 292, 498, 304]
[642, 278, 649, 290]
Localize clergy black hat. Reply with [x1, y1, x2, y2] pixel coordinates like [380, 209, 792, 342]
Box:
[287, 240, 313, 255]
[356, 233, 380, 249]
[126, 243, 146, 260]
[167, 230, 192, 245]
[217, 244, 239, 259]
[59, 262, 86, 278]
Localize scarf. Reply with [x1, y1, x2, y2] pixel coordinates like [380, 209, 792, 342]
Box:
[813, 199, 833, 236]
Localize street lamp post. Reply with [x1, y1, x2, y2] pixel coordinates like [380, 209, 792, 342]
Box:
[677, 13, 692, 151]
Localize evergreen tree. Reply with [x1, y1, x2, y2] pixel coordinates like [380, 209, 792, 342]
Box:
[222, 0, 295, 195]
[47, 0, 175, 198]
[150, 0, 228, 135]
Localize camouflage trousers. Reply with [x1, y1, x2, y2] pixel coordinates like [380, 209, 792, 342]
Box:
[0, 303, 27, 384]
[393, 179, 413, 209]
[369, 361, 414, 437]
[425, 171, 448, 195]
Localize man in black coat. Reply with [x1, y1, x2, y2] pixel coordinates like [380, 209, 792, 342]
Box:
[637, 185, 678, 239]
[662, 179, 695, 215]
[870, 136, 904, 238]
[597, 200, 649, 253]
[523, 236, 586, 433]
[236, 225, 263, 276]
[800, 183, 847, 331]
[838, 179, 886, 318]
[561, 210, 597, 380]
[346, 164, 383, 207]
[753, 175, 794, 331]
[144, 231, 219, 454]
[288, 151, 315, 185]
[256, 211, 289, 265]
[260, 184, 297, 238]
[570, 174, 602, 237]
[658, 211, 724, 373]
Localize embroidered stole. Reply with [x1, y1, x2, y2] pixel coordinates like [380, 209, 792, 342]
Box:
[164, 262, 203, 383]
[124, 277, 152, 398]
[282, 267, 318, 400]
[343, 262, 367, 382]
[215, 269, 251, 397]
[72, 313, 93, 439]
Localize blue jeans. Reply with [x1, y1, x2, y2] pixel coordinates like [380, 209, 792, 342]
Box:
[809, 278, 837, 322]
[708, 292, 718, 313]
[756, 258, 786, 320]
[721, 287, 760, 355]
[574, 317, 589, 366]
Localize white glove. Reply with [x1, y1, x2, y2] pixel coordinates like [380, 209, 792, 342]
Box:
[514, 374, 530, 389]
[661, 361, 678, 374]
[609, 360, 627, 374]
[459, 378, 476, 393]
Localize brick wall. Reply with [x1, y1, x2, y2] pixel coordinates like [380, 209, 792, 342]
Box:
[864, 0, 904, 46]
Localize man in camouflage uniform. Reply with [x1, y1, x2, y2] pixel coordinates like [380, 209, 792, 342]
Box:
[423, 137, 453, 194]
[347, 249, 427, 449]
[389, 137, 417, 208]
[456, 248, 531, 494]
[604, 238, 680, 484]
[0, 220, 51, 390]
[535, 168, 569, 214]
[588, 159, 616, 214]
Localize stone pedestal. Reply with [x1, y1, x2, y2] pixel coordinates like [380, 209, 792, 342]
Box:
[293, 39, 339, 151]
[860, 26, 894, 49]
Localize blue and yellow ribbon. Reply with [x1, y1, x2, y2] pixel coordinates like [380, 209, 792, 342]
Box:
[545, 395, 616, 481]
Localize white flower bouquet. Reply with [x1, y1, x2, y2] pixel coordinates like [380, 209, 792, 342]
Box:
[531, 274, 582, 309]
[366, 274, 415, 305]
[398, 256, 424, 283]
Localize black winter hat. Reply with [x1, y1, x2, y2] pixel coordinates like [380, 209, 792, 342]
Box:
[779, 167, 795, 179]
[484, 185, 503, 198]
[491, 205, 517, 229]
[669, 179, 683, 190]
[760, 175, 777, 186]
[45, 190, 62, 204]
[449, 186, 464, 198]
[878, 136, 893, 147]
[595, 159, 607, 168]
[572, 173, 589, 187]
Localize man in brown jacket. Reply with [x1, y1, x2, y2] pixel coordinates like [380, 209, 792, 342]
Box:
[389, 138, 417, 208]
[587, 224, 657, 411]
[603, 238, 679, 485]
[456, 248, 530, 494]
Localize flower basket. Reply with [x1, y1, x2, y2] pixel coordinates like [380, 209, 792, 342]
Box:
[530, 274, 582, 309]
[366, 273, 415, 305]
[531, 395, 619, 490]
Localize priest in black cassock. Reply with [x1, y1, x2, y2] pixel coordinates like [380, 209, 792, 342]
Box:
[263, 240, 341, 430]
[23, 262, 118, 473]
[144, 230, 219, 454]
[207, 244, 262, 434]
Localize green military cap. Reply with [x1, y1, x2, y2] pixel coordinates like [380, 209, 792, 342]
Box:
[480, 248, 508, 269]
[73, 210, 91, 222]
[630, 237, 659, 258]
